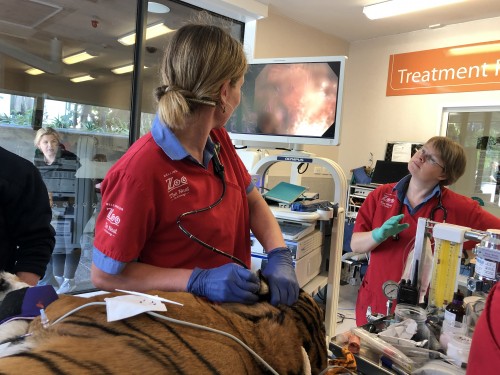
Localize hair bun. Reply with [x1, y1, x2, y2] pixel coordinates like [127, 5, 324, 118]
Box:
[154, 85, 169, 100]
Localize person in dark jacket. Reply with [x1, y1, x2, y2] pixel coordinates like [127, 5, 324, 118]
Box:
[34, 127, 80, 294]
[0, 146, 55, 286]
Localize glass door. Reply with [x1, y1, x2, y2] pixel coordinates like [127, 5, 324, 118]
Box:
[0, 0, 244, 293]
[442, 107, 500, 217]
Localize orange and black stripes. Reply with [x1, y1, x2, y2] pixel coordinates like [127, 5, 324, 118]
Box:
[0, 290, 328, 374]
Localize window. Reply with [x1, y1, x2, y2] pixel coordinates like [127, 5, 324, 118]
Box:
[443, 107, 500, 216]
[0, 0, 244, 293]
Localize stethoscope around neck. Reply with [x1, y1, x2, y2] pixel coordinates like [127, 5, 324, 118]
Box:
[393, 180, 448, 241]
[175, 142, 249, 269]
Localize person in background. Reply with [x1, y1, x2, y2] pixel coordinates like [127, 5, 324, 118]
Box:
[0, 146, 55, 285]
[91, 17, 299, 307]
[34, 127, 81, 294]
[351, 136, 500, 325]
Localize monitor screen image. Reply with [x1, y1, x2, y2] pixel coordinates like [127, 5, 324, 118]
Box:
[226, 56, 346, 149]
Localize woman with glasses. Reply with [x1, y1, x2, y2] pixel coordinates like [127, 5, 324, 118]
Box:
[350, 136, 500, 326]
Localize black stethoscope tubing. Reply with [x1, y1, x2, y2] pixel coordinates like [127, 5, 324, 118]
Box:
[393, 180, 448, 240]
[176, 143, 248, 269]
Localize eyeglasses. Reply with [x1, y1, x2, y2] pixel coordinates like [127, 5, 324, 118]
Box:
[416, 147, 445, 169]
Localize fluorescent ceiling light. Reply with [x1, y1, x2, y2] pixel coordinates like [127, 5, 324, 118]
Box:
[363, 0, 465, 20]
[111, 64, 148, 74]
[25, 68, 45, 75]
[63, 51, 98, 65]
[111, 64, 134, 74]
[448, 42, 500, 55]
[118, 22, 174, 46]
[70, 75, 95, 83]
[428, 24, 443, 29]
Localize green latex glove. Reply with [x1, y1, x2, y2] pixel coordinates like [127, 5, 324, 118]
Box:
[371, 214, 409, 243]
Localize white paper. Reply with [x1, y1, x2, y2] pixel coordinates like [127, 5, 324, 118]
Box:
[378, 319, 417, 340]
[105, 295, 167, 322]
[391, 143, 412, 162]
[115, 289, 183, 306]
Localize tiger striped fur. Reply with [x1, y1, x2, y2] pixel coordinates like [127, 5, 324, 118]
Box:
[0, 278, 328, 374]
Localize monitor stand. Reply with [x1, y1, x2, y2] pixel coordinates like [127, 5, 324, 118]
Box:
[251, 153, 348, 340]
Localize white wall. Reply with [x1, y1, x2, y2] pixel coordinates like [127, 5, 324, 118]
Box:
[254, 12, 349, 58]
[339, 17, 500, 173]
[250, 12, 349, 186]
[252, 11, 350, 165]
[252, 14, 500, 212]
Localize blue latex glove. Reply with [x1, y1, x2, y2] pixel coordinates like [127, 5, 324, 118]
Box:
[371, 214, 409, 243]
[187, 263, 260, 304]
[262, 247, 299, 306]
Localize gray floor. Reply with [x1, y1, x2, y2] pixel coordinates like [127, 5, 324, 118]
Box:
[73, 249, 95, 293]
[336, 283, 359, 335]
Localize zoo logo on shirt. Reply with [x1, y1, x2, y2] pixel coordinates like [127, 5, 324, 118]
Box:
[103, 203, 122, 237]
[164, 170, 190, 201]
[381, 193, 396, 209]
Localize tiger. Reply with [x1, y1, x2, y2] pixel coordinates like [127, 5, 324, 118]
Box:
[0, 271, 328, 374]
[0, 272, 31, 344]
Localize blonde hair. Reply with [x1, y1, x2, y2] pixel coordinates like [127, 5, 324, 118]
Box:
[426, 136, 466, 186]
[155, 18, 247, 129]
[34, 127, 61, 147]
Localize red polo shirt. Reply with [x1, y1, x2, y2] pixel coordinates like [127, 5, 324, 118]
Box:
[93, 121, 251, 273]
[467, 283, 500, 374]
[354, 182, 500, 325]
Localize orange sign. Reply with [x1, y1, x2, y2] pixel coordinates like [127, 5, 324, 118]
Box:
[387, 40, 500, 96]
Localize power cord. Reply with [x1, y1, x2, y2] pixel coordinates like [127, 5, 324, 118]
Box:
[50, 302, 106, 326]
[147, 311, 279, 375]
[297, 162, 309, 174]
[336, 313, 356, 325]
[34, 302, 280, 375]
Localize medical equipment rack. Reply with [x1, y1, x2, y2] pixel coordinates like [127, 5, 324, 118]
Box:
[252, 151, 348, 340]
